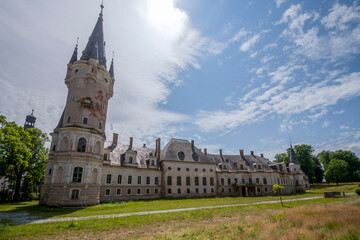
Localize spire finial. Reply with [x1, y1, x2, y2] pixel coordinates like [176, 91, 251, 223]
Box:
[31, 109, 34, 115]
[100, 0, 104, 15]
[112, 51, 114, 61]
[76, 37, 79, 46]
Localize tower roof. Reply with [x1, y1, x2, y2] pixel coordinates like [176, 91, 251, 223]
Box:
[80, 3, 107, 67]
[290, 144, 299, 164]
[109, 55, 114, 77]
[68, 38, 78, 64]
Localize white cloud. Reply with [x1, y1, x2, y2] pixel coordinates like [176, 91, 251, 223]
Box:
[195, 72, 360, 132]
[321, 3, 360, 30]
[0, 0, 220, 144]
[239, 33, 261, 52]
[322, 121, 330, 128]
[231, 28, 249, 42]
[333, 110, 345, 114]
[275, 0, 286, 8]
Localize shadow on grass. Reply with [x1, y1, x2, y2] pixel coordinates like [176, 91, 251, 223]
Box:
[0, 202, 81, 226]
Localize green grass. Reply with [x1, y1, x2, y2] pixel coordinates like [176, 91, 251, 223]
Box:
[0, 183, 359, 239]
[0, 182, 357, 220]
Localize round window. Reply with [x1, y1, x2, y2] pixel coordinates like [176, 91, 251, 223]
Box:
[177, 167, 181, 171]
[178, 151, 185, 160]
[168, 167, 172, 171]
[210, 169, 213, 172]
[195, 168, 198, 172]
[186, 168, 190, 171]
[203, 169, 206, 172]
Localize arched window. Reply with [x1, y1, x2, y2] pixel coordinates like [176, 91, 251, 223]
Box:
[55, 166, 64, 183]
[94, 141, 101, 155]
[61, 137, 69, 151]
[72, 167, 83, 183]
[77, 138, 86, 152]
[91, 168, 98, 184]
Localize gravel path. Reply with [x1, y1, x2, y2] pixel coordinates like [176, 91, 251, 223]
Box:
[30, 195, 325, 224]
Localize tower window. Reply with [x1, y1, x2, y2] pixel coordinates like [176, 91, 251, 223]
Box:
[83, 117, 88, 124]
[104, 78, 108, 83]
[52, 145, 56, 151]
[72, 167, 83, 183]
[67, 116, 71, 123]
[74, 69, 79, 73]
[77, 138, 86, 152]
[99, 122, 102, 129]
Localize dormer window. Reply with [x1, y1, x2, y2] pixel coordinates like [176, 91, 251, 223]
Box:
[258, 165, 261, 170]
[240, 164, 244, 170]
[129, 156, 133, 164]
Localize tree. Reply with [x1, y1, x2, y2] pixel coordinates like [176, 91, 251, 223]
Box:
[318, 150, 360, 182]
[318, 150, 331, 170]
[313, 156, 324, 183]
[274, 153, 289, 166]
[324, 159, 348, 185]
[273, 184, 284, 207]
[0, 115, 48, 201]
[293, 144, 316, 183]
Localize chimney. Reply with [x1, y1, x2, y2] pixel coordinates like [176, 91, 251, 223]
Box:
[219, 149, 223, 158]
[143, 143, 146, 148]
[204, 148, 207, 155]
[129, 137, 133, 149]
[260, 153, 264, 158]
[191, 140, 195, 150]
[112, 133, 118, 145]
[240, 149, 244, 157]
[251, 151, 254, 156]
[155, 138, 161, 158]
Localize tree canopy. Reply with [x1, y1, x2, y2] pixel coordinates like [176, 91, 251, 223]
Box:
[0, 115, 48, 201]
[324, 159, 348, 185]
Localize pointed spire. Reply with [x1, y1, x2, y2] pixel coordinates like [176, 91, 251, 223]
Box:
[80, 3, 106, 67]
[109, 52, 114, 77]
[69, 37, 79, 64]
[90, 41, 99, 60]
[289, 141, 299, 164]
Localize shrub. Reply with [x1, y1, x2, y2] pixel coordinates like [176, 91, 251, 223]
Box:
[355, 188, 360, 195]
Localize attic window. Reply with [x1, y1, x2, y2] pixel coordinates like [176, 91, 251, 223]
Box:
[177, 151, 185, 161]
[192, 152, 199, 162]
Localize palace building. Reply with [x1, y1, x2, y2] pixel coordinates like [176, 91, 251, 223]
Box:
[39, 4, 309, 207]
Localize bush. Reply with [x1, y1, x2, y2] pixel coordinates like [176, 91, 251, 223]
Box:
[355, 188, 360, 195]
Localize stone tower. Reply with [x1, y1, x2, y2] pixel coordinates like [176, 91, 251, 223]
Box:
[40, 4, 115, 207]
[24, 109, 36, 130]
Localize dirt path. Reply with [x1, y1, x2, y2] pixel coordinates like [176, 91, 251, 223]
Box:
[29, 195, 329, 224]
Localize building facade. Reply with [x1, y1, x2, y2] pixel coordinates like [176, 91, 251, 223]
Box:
[39, 5, 309, 207]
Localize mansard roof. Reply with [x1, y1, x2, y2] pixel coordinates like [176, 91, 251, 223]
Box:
[104, 141, 156, 168]
[161, 138, 217, 164]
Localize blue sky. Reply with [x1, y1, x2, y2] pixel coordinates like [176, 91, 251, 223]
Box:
[0, 0, 359, 160]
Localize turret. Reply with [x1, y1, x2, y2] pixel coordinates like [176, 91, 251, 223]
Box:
[24, 109, 36, 130]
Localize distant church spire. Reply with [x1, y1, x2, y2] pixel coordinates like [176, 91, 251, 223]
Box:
[109, 52, 114, 77]
[80, 2, 107, 67]
[69, 37, 79, 64]
[289, 140, 299, 164]
[24, 109, 36, 130]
